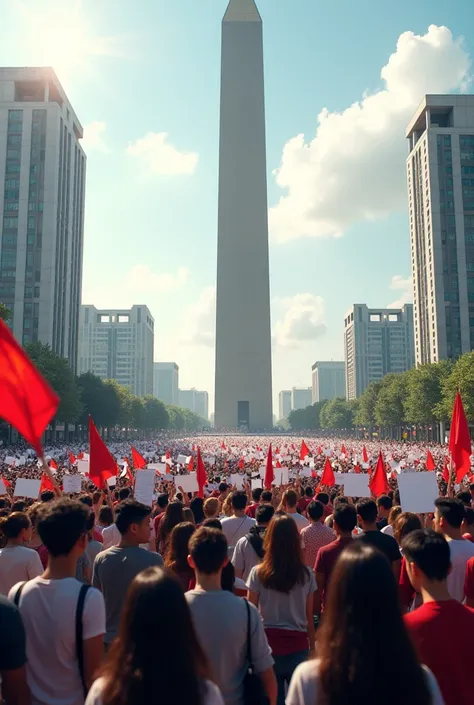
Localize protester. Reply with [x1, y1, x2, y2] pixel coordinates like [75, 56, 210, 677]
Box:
[280, 490, 309, 532]
[85, 512, 103, 566]
[204, 498, 220, 520]
[232, 504, 274, 581]
[165, 522, 196, 591]
[0, 513, 43, 596]
[433, 497, 474, 601]
[297, 487, 314, 515]
[245, 488, 263, 518]
[461, 507, 474, 542]
[381, 504, 402, 537]
[220, 491, 256, 556]
[300, 501, 335, 568]
[376, 494, 393, 530]
[156, 501, 185, 554]
[0, 594, 30, 705]
[393, 512, 422, 547]
[190, 497, 206, 525]
[186, 527, 277, 705]
[356, 499, 401, 578]
[287, 542, 444, 705]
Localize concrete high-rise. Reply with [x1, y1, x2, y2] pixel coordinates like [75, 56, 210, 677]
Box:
[344, 304, 415, 399]
[407, 95, 474, 364]
[214, 0, 273, 430]
[179, 389, 209, 421]
[153, 362, 179, 406]
[312, 361, 346, 403]
[78, 305, 154, 397]
[291, 387, 312, 411]
[0, 67, 86, 370]
[278, 390, 292, 420]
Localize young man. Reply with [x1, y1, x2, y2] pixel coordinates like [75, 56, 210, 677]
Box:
[0, 595, 30, 705]
[315, 492, 333, 519]
[281, 490, 309, 533]
[433, 497, 474, 601]
[462, 507, 474, 542]
[403, 529, 474, 705]
[356, 499, 401, 579]
[186, 527, 277, 705]
[314, 504, 356, 615]
[245, 487, 263, 518]
[220, 491, 256, 555]
[297, 486, 314, 515]
[232, 504, 274, 581]
[376, 494, 392, 530]
[153, 493, 169, 538]
[92, 500, 163, 647]
[9, 499, 105, 705]
[300, 501, 335, 568]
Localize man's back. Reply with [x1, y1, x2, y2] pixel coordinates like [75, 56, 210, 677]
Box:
[405, 600, 474, 705]
[220, 516, 255, 555]
[93, 546, 163, 643]
[300, 522, 335, 567]
[185, 589, 273, 705]
[358, 530, 400, 564]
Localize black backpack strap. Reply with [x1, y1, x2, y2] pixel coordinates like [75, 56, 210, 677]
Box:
[246, 532, 264, 560]
[244, 598, 254, 671]
[13, 582, 26, 606]
[76, 584, 91, 697]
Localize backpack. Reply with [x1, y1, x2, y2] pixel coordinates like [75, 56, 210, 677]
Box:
[246, 531, 265, 560]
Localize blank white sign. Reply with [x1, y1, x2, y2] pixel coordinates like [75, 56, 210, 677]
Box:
[174, 473, 199, 493]
[134, 469, 156, 506]
[63, 475, 82, 494]
[397, 472, 439, 513]
[251, 478, 262, 490]
[14, 478, 41, 498]
[341, 474, 371, 497]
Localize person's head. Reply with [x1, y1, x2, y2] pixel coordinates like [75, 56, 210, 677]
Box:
[258, 514, 308, 593]
[119, 487, 131, 502]
[261, 490, 273, 504]
[201, 518, 222, 530]
[281, 489, 297, 511]
[189, 497, 205, 524]
[160, 502, 185, 541]
[11, 500, 27, 512]
[255, 504, 274, 527]
[166, 522, 196, 572]
[101, 568, 210, 705]
[85, 511, 96, 537]
[188, 527, 228, 576]
[304, 486, 313, 498]
[307, 500, 324, 523]
[0, 512, 32, 544]
[402, 530, 451, 593]
[316, 492, 329, 506]
[156, 493, 169, 512]
[393, 512, 422, 546]
[356, 498, 378, 528]
[387, 505, 402, 527]
[434, 497, 465, 536]
[251, 487, 263, 503]
[79, 495, 93, 508]
[333, 504, 357, 537]
[376, 495, 392, 518]
[203, 497, 219, 519]
[318, 542, 431, 705]
[115, 500, 151, 545]
[462, 507, 474, 535]
[456, 490, 472, 507]
[27, 502, 42, 534]
[40, 490, 55, 503]
[218, 482, 229, 497]
[92, 491, 102, 505]
[231, 491, 247, 512]
[0, 498, 10, 510]
[36, 499, 89, 559]
[182, 507, 195, 525]
[99, 505, 114, 527]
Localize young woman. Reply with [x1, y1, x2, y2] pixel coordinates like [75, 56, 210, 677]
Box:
[190, 497, 205, 525]
[0, 512, 43, 595]
[247, 514, 316, 705]
[287, 542, 444, 705]
[157, 501, 185, 554]
[85, 567, 224, 705]
[165, 522, 196, 591]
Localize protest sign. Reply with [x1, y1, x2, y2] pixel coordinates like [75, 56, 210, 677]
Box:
[14, 478, 41, 498]
[134, 468, 156, 506]
[174, 473, 199, 493]
[63, 475, 82, 494]
[397, 472, 439, 513]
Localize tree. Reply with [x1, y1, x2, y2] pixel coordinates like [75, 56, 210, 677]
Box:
[404, 361, 452, 425]
[319, 398, 355, 429]
[143, 396, 169, 430]
[0, 304, 11, 322]
[77, 373, 108, 427]
[131, 397, 147, 430]
[288, 401, 327, 431]
[25, 342, 82, 422]
[439, 353, 474, 423]
[374, 373, 408, 430]
[354, 382, 381, 428]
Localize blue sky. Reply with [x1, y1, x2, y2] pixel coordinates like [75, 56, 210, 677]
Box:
[1, 0, 473, 414]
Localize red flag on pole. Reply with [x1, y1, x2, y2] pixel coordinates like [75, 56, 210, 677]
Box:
[39, 472, 55, 494]
[442, 458, 450, 484]
[300, 440, 310, 461]
[426, 450, 436, 471]
[362, 446, 369, 463]
[354, 464, 361, 474]
[449, 391, 472, 483]
[265, 444, 274, 489]
[196, 448, 207, 499]
[238, 457, 245, 470]
[188, 456, 194, 472]
[369, 451, 389, 497]
[0, 320, 59, 456]
[341, 444, 347, 455]
[69, 452, 76, 465]
[321, 458, 335, 487]
[49, 459, 58, 471]
[131, 446, 147, 470]
[89, 417, 118, 489]
[317, 446, 322, 456]
[221, 441, 227, 451]
[1, 477, 11, 489]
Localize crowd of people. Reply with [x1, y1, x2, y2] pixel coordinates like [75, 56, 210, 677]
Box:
[0, 433, 472, 704]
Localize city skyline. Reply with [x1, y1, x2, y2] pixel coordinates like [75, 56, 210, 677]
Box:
[1, 0, 474, 414]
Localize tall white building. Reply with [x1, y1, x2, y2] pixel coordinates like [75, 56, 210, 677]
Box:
[78, 305, 154, 397]
[153, 362, 179, 406]
[278, 390, 292, 420]
[0, 67, 86, 370]
[344, 304, 415, 400]
[312, 361, 346, 403]
[179, 389, 209, 421]
[407, 95, 474, 364]
[291, 387, 312, 411]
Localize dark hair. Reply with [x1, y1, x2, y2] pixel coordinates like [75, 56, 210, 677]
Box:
[307, 500, 324, 522]
[157, 494, 169, 510]
[115, 500, 151, 536]
[11, 500, 27, 512]
[435, 497, 465, 529]
[37, 499, 89, 557]
[99, 506, 114, 526]
[316, 492, 329, 505]
[218, 483, 228, 493]
[256, 504, 274, 525]
[393, 512, 422, 545]
[456, 491, 471, 507]
[318, 542, 431, 705]
[119, 488, 131, 501]
[261, 490, 272, 503]
[165, 522, 196, 574]
[159, 502, 185, 547]
[282, 489, 297, 509]
[40, 490, 55, 503]
[334, 496, 348, 508]
[305, 486, 313, 497]
[402, 529, 451, 581]
[0, 498, 10, 509]
[252, 488, 263, 502]
[258, 514, 309, 593]
[0, 512, 30, 540]
[356, 498, 378, 523]
[334, 504, 357, 533]
[85, 511, 96, 533]
[201, 518, 222, 530]
[464, 507, 474, 528]
[190, 497, 205, 525]
[231, 491, 247, 511]
[377, 495, 393, 511]
[79, 495, 93, 508]
[189, 527, 228, 574]
[101, 568, 211, 705]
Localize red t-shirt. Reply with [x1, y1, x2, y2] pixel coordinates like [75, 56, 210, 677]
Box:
[153, 511, 165, 536]
[246, 503, 258, 519]
[462, 533, 474, 543]
[297, 497, 312, 513]
[405, 600, 474, 705]
[464, 555, 474, 601]
[314, 537, 353, 609]
[399, 556, 416, 609]
[93, 529, 103, 543]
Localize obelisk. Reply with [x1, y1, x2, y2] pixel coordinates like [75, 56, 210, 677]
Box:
[214, 0, 273, 430]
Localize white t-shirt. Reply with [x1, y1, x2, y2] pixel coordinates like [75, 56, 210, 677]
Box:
[286, 659, 444, 705]
[446, 538, 474, 601]
[381, 524, 394, 537]
[287, 511, 310, 533]
[220, 515, 256, 553]
[85, 676, 225, 705]
[0, 545, 43, 596]
[9, 577, 106, 705]
[101, 524, 121, 550]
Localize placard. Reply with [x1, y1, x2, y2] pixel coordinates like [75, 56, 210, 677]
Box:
[397, 472, 439, 513]
[0, 479, 7, 495]
[300, 467, 312, 478]
[251, 478, 262, 490]
[5, 456, 16, 466]
[272, 468, 289, 486]
[107, 476, 117, 488]
[147, 463, 166, 474]
[134, 468, 156, 506]
[174, 473, 199, 493]
[77, 459, 90, 475]
[14, 478, 41, 498]
[176, 454, 188, 465]
[341, 474, 371, 497]
[230, 474, 245, 490]
[259, 466, 266, 479]
[63, 475, 82, 493]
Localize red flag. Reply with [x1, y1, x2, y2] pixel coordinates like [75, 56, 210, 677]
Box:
[39, 472, 54, 494]
[275, 447, 280, 455]
[311, 469, 317, 479]
[300, 440, 310, 461]
[426, 450, 436, 472]
[165, 450, 171, 460]
[363, 446, 369, 463]
[69, 452, 76, 465]
[0, 320, 59, 456]
[321, 457, 335, 487]
[1, 477, 11, 489]
[78, 452, 84, 460]
[265, 444, 274, 489]
[442, 459, 450, 484]
[369, 451, 389, 497]
[196, 448, 207, 499]
[188, 456, 194, 472]
[238, 457, 245, 470]
[131, 446, 147, 470]
[221, 441, 227, 451]
[449, 391, 472, 483]
[89, 417, 118, 490]
[124, 457, 134, 482]
[49, 459, 58, 471]
[276, 459, 282, 469]
[354, 464, 361, 474]
[341, 444, 347, 455]
[317, 446, 322, 456]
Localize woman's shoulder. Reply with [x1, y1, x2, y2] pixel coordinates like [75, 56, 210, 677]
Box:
[421, 666, 445, 705]
[202, 679, 225, 705]
[286, 660, 320, 705]
[84, 677, 105, 705]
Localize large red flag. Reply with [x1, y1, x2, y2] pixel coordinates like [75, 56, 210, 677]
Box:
[300, 440, 310, 461]
[188, 456, 194, 472]
[39, 472, 55, 494]
[362, 446, 369, 463]
[0, 320, 59, 456]
[449, 391, 472, 483]
[196, 448, 207, 499]
[265, 445, 274, 489]
[320, 458, 335, 487]
[341, 444, 347, 455]
[426, 450, 436, 472]
[369, 451, 389, 497]
[131, 446, 147, 470]
[442, 459, 450, 484]
[89, 417, 118, 489]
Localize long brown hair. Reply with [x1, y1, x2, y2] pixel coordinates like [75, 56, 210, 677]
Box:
[165, 522, 196, 573]
[318, 542, 431, 705]
[159, 501, 185, 547]
[101, 568, 211, 705]
[257, 514, 308, 593]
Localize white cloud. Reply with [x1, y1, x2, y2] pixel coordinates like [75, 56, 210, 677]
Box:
[82, 121, 109, 153]
[270, 25, 471, 242]
[180, 286, 216, 347]
[126, 265, 189, 293]
[126, 132, 199, 175]
[387, 274, 413, 309]
[274, 294, 327, 348]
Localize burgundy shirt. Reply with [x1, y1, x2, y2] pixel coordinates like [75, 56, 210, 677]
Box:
[314, 537, 353, 610]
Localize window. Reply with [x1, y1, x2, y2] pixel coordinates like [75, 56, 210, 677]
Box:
[7, 135, 22, 146]
[28, 216, 35, 230]
[4, 202, 19, 212]
[1, 233, 16, 246]
[28, 202, 36, 211]
[5, 179, 20, 188]
[8, 110, 22, 122]
[3, 217, 18, 229]
[4, 189, 19, 200]
[1, 251, 17, 268]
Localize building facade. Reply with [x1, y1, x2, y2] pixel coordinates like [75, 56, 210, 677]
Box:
[179, 389, 209, 421]
[153, 362, 179, 406]
[278, 390, 292, 420]
[78, 305, 154, 397]
[344, 304, 415, 399]
[290, 387, 312, 411]
[312, 361, 346, 403]
[407, 95, 474, 364]
[0, 67, 86, 370]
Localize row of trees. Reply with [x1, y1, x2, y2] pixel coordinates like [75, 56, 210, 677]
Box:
[288, 353, 474, 437]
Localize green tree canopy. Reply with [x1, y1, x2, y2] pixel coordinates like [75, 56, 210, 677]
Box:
[25, 342, 82, 422]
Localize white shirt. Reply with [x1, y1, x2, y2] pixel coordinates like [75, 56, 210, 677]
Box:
[287, 511, 310, 533]
[0, 545, 43, 596]
[85, 676, 225, 705]
[220, 515, 256, 553]
[9, 576, 105, 705]
[446, 538, 474, 601]
[232, 534, 263, 581]
[381, 524, 394, 537]
[101, 524, 121, 550]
